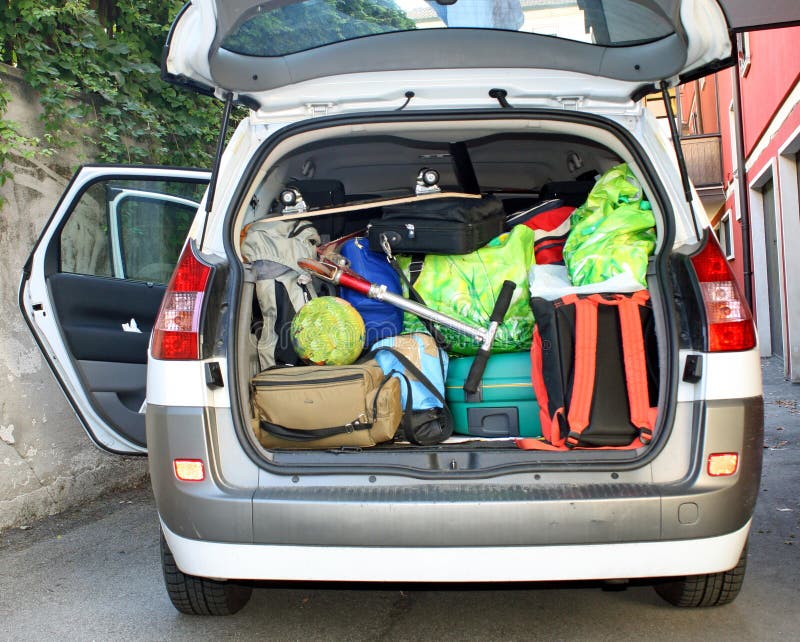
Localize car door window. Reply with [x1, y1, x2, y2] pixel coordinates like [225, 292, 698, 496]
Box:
[59, 178, 204, 283]
[115, 193, 198, 283]
[60, 182, 115, 278]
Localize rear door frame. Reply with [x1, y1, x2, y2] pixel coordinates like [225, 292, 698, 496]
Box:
[20, 165, 211, 454]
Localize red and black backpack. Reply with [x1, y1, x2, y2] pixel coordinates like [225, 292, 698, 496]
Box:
[520, 291, 659, 450]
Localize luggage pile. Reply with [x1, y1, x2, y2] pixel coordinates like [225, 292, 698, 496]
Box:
[242, 163, 659, 451]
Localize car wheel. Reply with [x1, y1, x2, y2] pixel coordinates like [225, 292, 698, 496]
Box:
[160, 532, 252, 615]
[654, 543, 747, 607]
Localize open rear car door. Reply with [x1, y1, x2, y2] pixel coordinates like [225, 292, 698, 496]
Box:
[20, 166, 210, 454]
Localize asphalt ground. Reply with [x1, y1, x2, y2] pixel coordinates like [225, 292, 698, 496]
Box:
[0, 358, 798, 641]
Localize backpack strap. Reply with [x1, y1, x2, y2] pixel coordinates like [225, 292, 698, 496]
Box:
[514, 437, 566, 451]
[529, 326, 565, 446]
[515, 436, 648, 451]
[567, 291, 655, 447]
[288, 221, 316, 238]
[616, 291, 655, 444]
[564, 295, 599, 448]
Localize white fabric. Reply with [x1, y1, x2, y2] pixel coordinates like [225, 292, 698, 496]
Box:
[529, 263, 642, 301]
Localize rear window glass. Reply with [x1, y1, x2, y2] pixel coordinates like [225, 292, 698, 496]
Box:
[222, 0, 676, 57]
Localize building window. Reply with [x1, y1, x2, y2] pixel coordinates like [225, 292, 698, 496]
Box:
[717, 211, 734, 260]
[738, 32, 751, 77]
[689, 112, 699, 135]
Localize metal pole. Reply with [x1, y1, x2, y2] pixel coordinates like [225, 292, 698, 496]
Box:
[732, 36, 754, 307]
[375, 289, 486, 344]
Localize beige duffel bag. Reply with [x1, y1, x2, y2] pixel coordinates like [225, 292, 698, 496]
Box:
[251, 360, 402, 449]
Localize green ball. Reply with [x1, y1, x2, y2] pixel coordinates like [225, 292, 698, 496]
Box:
[291, 297, 366, 365]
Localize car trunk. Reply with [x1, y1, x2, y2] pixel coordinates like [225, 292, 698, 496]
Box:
[230, 110, 675, 472]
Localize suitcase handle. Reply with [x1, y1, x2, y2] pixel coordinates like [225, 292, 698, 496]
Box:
[463, 280, 516, 394]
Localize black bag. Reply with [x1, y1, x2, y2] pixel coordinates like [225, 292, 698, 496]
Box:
[367, 196, 504, 255]
[538, 180, 596, 207]
[286, 179, 345, 208]
[398, 407, 451, 446]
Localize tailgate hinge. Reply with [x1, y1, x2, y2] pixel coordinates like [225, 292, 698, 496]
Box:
[307, 102, 333, 117]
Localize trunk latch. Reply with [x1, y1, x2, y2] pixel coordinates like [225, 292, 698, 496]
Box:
[558, 97, 582, 110]
[307, 103, 333, 117]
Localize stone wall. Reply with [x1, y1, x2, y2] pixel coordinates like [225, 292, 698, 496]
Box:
[0, 65, 148, 531]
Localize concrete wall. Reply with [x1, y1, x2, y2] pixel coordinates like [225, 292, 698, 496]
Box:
[0, 65, 148, 531]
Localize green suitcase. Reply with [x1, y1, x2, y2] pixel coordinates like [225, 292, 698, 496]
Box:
[445, 352, 542, 438]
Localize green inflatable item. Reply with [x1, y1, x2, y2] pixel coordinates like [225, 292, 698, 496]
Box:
[290, 296, 365, 365]
[563, 163, 656, 287]
[400, 225, 536, 356]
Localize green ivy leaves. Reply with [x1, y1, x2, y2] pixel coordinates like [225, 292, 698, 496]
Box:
[0, 0, 225, 205]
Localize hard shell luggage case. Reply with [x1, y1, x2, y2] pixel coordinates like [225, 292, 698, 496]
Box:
[445, 352, 541, 438]
[367, 196, 505, 255]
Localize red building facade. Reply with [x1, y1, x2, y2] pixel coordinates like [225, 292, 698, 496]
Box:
[678, 26, 800, 382]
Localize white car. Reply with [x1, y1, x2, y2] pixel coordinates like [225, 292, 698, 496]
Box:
[20, 0, 800, 615]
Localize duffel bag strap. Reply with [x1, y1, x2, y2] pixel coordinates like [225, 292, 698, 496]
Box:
[391, 370, 453, 446]
[408, 256, 424, 286]
[259, 371, 399, 442]
[364, 346, 454, 444]
[364, 346, 448, 408]
[260, 416, 372, 441]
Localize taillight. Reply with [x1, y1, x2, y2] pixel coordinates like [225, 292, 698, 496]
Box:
[151, 243, 212, 360]
[690, 235, 756, 352]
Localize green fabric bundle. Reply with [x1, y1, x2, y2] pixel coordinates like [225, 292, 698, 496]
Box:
[563, 163, 656, 287]
[400, 225, 536, 356]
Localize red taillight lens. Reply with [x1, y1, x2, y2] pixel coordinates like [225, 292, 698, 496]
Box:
[151, 243, 212, 360]
[690, 236, 756, 352]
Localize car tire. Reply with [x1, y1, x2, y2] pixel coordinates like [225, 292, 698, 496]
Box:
[654, 543, 747, 607]
[160, 532, 252, 615]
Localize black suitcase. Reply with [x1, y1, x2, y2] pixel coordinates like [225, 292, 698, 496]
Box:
[367, 196, 504, 255]
[286, 179, 345, 208]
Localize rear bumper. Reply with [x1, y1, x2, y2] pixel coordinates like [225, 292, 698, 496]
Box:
[148, 396, 763, 549]
[162, 518, 751, 582]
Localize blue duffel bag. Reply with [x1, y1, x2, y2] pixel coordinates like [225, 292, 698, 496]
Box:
[338, 237, 403, 345]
